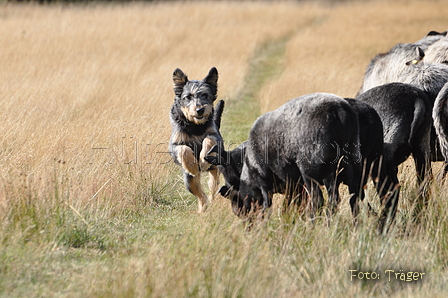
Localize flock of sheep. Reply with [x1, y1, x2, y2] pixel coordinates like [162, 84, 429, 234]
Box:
[176, 30, 448, 234]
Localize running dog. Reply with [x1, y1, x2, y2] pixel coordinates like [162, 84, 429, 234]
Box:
[169, 67, 225, 213]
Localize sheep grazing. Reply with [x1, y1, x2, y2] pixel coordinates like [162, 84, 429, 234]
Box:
[432, 82, 448, 177]
[220, 93, 362, 220]
[356, 83, 432, 188]
[208, 96, 399, 231]
[358, 30, 446, 95]
[396, 48, 448, 165]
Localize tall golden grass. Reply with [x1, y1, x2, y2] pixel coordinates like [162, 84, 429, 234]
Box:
[1, 0, 448, 297]
[259, 0, 448, 112]
[0, 1, 321, 211]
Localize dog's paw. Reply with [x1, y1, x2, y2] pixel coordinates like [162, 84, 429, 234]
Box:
[199, 148, 215, 171]
[197, 201, 209, 213]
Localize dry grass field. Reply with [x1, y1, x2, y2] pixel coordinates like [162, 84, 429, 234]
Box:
[1, 0, 448, 297]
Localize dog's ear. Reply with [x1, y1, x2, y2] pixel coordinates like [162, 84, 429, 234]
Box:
[203, 67, 218, 98]
[173, 68, 188, 98]
[204, 67, 218, 86]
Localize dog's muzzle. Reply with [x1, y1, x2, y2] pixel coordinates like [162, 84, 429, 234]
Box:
[196, 107, 205, 116]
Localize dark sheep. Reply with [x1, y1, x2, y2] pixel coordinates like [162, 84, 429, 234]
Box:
[356, 83, 432, 187]
[208, 96, 398, 231]
[397, 48, 448, 164]
[359, 45, 448, 171]
[232, 93, 362, 220]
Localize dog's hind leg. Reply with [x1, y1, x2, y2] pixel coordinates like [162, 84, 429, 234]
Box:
[185, 172, 209, 213]
[208, 167, 220, 201]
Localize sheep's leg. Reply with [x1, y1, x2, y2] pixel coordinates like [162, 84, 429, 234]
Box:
[303, 176, 324, 220]
[283, 177, 304, 211]
[412, 148, 431, 221]
[345, 164, 361, 221]
[324, 173, 340, 216]
[375, 164, 400, 234]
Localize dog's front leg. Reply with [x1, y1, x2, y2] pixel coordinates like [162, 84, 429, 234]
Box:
[177, 145, 199, 177]
[200, 136, 220, 201]
[200, 136, 218, 171]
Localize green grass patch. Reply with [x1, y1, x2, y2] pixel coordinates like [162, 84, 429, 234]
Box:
[221, 33, 293, 145]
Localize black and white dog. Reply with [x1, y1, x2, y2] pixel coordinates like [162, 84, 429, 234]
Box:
[169, 67, 224, 213]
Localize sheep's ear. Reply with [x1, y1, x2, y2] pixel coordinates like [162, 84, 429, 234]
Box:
[173, 68, 188, 98]
[204, 145, 227, 165]
[406, 47, 425, 65]
[218, 185, 230, 197]
[417, 47, 425, 59]
[426, 30, 443, 36]
[425, 30, 447, 37]
[203, 67, 218, 99]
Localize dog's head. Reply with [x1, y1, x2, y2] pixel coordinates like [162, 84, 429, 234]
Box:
[172, 67, 218, 125]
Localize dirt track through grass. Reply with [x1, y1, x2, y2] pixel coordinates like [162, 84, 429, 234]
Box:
[222, 17, 326, 145]
[222, 33, 291, 144]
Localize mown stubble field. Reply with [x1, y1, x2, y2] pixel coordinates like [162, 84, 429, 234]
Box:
[1, 0, 448, 297]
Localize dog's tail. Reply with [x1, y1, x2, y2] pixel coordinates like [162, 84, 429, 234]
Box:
[214, 100, 225, 130]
